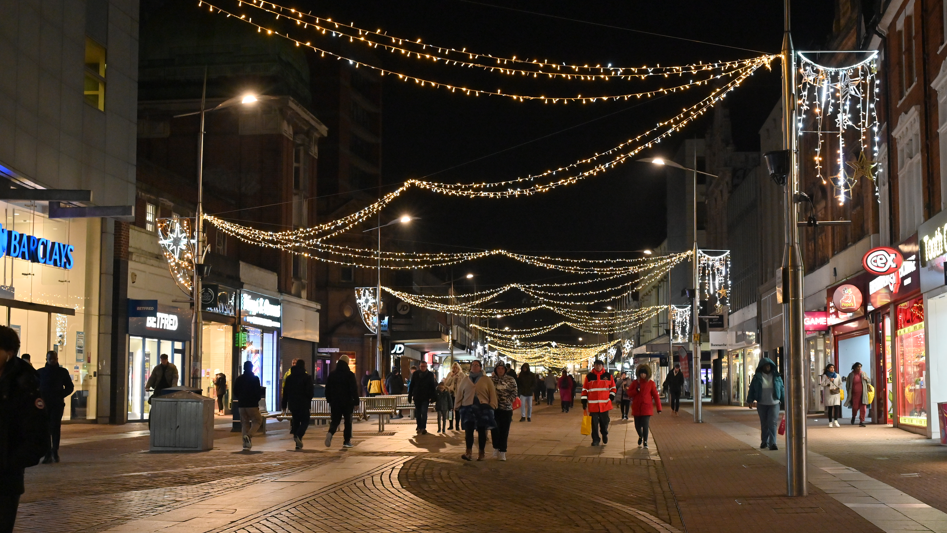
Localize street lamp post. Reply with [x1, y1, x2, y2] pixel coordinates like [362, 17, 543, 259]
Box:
[363, 215, 414, 373]
[174, 69, 266, 387]
[639, 157, 718, 423]
[446, 272, 474, 370]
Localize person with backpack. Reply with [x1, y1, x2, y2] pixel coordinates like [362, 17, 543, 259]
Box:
[581, 360, 616, 446]
[747, 357, 784, 451]
[37, 350, 73, 464]
[281, 360, 314, 450]
[516, 363, 537, 422]
[367, 370, 384, 397]
[628, 364, 662, 448]
[325, 355, 359, 448]
[0, 326, 47, 532]
[233, 361, 263, 450]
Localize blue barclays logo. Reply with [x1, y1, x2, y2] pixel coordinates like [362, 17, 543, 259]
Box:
[0, 225, 74, 269]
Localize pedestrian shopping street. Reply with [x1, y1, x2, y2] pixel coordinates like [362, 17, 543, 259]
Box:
[13, 402, 947, 533]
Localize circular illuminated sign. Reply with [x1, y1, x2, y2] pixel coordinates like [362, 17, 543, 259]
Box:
[832, 284, 863, 313]
[863, 247, 903, 276]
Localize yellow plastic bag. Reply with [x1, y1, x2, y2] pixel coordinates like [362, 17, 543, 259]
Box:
[580, 415, 592, 436]
[840, 388, 844, 401]
[867, 384, 875, 405]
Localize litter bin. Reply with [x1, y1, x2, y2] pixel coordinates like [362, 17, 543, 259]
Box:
[939, 402, 947, 445]
[150, 390, 215, 452]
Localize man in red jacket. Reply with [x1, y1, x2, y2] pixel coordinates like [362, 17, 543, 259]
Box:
[581, 360, 616, 446]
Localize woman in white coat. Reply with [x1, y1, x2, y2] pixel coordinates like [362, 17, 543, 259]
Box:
[821, 363, 843, 427]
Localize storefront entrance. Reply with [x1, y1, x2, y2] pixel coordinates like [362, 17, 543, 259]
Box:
[837, 333, 870, 421]
[895, 297, 927, 429]
[127, 338, 184, 420]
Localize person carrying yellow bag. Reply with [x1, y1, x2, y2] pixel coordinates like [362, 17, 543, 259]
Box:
[580, 414, 592, 436]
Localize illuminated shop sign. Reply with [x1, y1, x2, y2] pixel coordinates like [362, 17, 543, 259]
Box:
[0, 225, 74, 269]
[146, 312, 179, 331]
[922, 224, 947, 266]
[241, 292, 281, 329]
[803, 311, 828, 331]
[863, 247, 903, 276]
[832, 284, 863, 313]
[128, 305, 191, 342]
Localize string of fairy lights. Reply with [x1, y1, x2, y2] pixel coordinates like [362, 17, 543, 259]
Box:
[229, 0, 770, 79]
[797, 52, 881, 204]
[198, 0, 777, 103]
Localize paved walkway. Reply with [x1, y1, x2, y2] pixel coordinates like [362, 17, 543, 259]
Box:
[13, 401, 947, 532]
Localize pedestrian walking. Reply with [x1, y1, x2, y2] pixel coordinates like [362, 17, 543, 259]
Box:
[361, 370, 371, 397]
[325, 355, 359, 448]
[233, 361, 263, 450]
[558, 370, 574, 413]
[821, 363, 842, 427]
[20, 354, 30, 367]
[281, 360, 314, 450]
[367, 370, 384, 397]
[435, 382, 452, 433]
[37, 351, 73, 464]
[581, 360, 616, 446]
[534, 372, 544, 404]
[0, 327, 48, 533]
[747, 357, 783, 451]
[491, 363, 517, 461]
[145, 353, 179, 395]
[628, 364, 662, 448]
[455, 360, 497, 461]
[516, 363, 537, 422]
[617, 372, 631, 420]
[407, 361, 437, 435]
[386, 367, 405, 418]
[280, 359, 299, 400]
[544, 372, 557, 405]
[663, 364, 685, 415]
[443, 362, 465, 429]
[214, 372, 228, 415]
[845, 362, 871, 427]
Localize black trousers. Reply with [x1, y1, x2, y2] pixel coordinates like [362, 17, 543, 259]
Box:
[826, 405, 841, 421]
[47, 403, 64, 453]
[546, 388, 556, 405]
[491, 409, 513, 452]
[670, 393, 681, 412]
[290, 407, 310, 438]
[466, 424, 488, 452]
[0, 478, 22, 533]
[620, 400, 631, 419]
[590, 411, 610, 443]
[634, 415, 651, 442]
[329, 404, 354, 443]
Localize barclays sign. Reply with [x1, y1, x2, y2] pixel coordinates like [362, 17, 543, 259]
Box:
[0, 225, 75, 269]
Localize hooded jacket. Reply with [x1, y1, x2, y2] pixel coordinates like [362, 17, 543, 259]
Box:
[663, 368, 685, 396]
[233, 364, 262, 409]
[747, 357, 784, 405]
[628, 364, 662, 416]
[281, 365, 314, 411]
[325, 360, 360, 408]
[558, 374, 574, 402]
[581, 369, 616, 413]
[516, 368, 537, 396]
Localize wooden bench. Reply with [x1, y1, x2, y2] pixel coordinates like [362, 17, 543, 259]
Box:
[275, 399, 332, 425]
[361, 396, 397, 432]
[394, 394, 412, 419]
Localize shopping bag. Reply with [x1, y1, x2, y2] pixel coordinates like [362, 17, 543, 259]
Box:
[580, 415, 592, 436]
[512, 397, 522, 410]
[777, 414, 786, 436]
[867, 384, 875, 405]
[840, 388, 844, 401]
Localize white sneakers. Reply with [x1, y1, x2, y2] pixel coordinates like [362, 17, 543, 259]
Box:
[498, 452, 507, 461]
[827, 420, 841, 427]
[828, 421, 834, 427]
[834, 420, 840, 427]
[493, 449, 499, 458]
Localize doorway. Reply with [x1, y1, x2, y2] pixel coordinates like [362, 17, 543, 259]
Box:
[837, 334, 870, 421]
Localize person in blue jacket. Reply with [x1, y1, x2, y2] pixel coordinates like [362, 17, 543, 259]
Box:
[747, 357, 784, 451]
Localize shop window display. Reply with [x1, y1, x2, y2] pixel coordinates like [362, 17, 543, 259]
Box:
[241, 327, 278, 412]
[896, 297, 927, 427]
[202, 323, 233, 402]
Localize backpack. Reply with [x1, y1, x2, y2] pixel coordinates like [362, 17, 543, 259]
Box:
[5, 363, 51, 469]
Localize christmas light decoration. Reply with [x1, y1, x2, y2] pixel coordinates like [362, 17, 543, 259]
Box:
[671, 305, 691, 343]
[200, 0, 776, 103]
[157, 217, 197, 294]
[355, 287, 379, 334]
[797, 52, 881, 204]
[698, 250, 731, 312]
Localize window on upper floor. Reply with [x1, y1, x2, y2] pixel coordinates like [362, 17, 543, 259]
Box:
[340, 266, 354, 283]
[84, 39, 106, 111]
[899, 12, 916, 99]
[145, 202, 156, 232]
[293, 144, 307, 191]
[215, 232, 227, 255]
[893, 107, 923, 240]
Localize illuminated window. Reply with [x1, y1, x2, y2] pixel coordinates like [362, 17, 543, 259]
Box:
[145, 203, 156, 232]
[84, 39, 106, 111]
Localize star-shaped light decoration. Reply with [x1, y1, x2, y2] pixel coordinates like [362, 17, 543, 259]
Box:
[157, 217, 196, 294]
[716, 287, 728, 301]
[847, 151, 877, 185]
[158, 218, 195, 260]
[355, 287, 379, 333]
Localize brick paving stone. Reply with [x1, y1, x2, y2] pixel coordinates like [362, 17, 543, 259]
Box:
[649, 406, 884, 532]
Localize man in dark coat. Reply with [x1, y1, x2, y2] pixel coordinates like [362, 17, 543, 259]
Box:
[662, 363, 686, 415]
[407, 361, 437, 435]
[0, 326, 42, 532]
[233, 361, 263, 450]
[386, 367, 406, 418]
[37, 351, 73, 463]
[324, 355, 359, 448]
[281, 360, 314, 450]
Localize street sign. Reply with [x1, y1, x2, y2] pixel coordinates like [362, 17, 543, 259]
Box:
[699, 315, 725, 330]
[693, 333, 701, 342]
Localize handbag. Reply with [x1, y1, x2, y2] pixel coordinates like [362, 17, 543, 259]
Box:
[511, 396, 522, 410]
[580, 415, 592, 436]
[867, 384, 875, 405]
[777, 413, 786, 436]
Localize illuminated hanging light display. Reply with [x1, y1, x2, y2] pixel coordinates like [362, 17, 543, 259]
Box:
[698, 250, 731, 312]
[157, 217, 197, 294]
[796, 52, 881, 204]
[355, 287, 380, 334]
[671, 305, 691, 343]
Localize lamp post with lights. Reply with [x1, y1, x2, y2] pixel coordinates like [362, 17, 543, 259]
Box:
[363, 215, 415, 373]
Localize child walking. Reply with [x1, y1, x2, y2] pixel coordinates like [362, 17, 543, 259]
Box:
[435, 382, 452, 433]
[628, 364, 662, 449]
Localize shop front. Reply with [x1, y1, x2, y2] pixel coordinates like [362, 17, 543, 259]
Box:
[239, 290, 281, 412]
[0, 203, 100, 421]
[826, 275, 872, 422]
[201, 284, 238, 404]
[805, 311, 829, 413]
[916, 213, 947, 438]
[127, 303, 190, 420]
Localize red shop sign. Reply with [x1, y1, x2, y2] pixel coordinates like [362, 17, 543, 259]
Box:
[832, 284, 863, 313]
[863, 247, 904, 276]
[804, 311, 828, 331]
